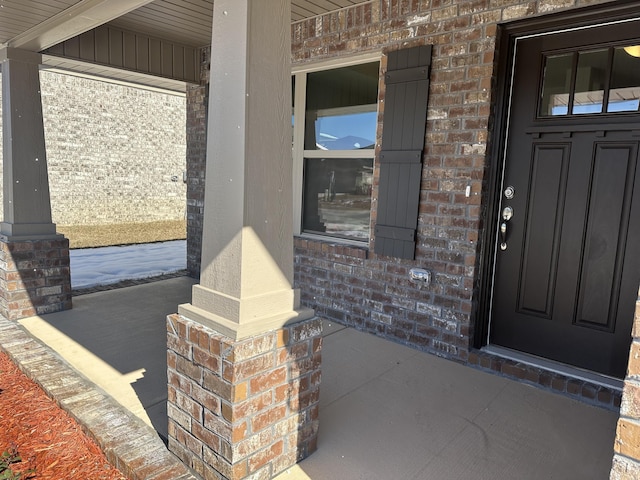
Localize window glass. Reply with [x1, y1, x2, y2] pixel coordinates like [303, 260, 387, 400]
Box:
[539, 44, 640, 117]
[607, 46, 640, 112]
[572, 49, 608, 114]
[540, 53, 573, 116]
[297, 61, 379, 242]
[313, 108, 377, 150]
[302, 158, 373, 240]
[304, 63, 379, 150]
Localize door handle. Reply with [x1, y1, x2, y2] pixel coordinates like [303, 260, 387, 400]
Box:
[500, 206, 513, 251]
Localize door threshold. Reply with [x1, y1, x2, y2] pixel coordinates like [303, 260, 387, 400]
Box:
[482, 345, 624, 391]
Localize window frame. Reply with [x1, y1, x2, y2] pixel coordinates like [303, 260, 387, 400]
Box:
[292, 52, 382, 243]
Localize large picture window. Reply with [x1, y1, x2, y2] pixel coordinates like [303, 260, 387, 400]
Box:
[292, 60, 380, 242]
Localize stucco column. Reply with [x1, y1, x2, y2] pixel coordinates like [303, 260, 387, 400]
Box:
[169, 2, 321, 478]
[178, 0, 313, 339]
[1, 48, 57, 239]
[0, 47, 71, 320]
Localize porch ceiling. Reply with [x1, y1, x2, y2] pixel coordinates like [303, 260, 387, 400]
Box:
[0, 0, 370, 91]
[0, 0, 370, 49]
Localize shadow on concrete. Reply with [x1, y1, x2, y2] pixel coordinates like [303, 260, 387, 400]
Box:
[19, 276, 197, 441]
[17, 277, 619, 479]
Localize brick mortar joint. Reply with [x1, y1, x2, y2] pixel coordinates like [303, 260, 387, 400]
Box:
[618, 417, 640, 427]
[624, 376, 640, 385]
[611, 453, 640, 476]
[469, 349, 621, 406]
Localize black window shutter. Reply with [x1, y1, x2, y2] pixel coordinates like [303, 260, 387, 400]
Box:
[374, 45, 432, 259]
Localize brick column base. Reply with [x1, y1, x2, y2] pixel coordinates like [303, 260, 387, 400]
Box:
[611, 290, 640, 479]
[0, 238, 72, 320]
[167, 314, 322, 480]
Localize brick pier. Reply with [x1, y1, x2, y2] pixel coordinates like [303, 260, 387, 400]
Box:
[167, 314, 322, 480]
[0, 237, 72, 320]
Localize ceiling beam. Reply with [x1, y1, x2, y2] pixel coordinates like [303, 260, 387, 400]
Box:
[6, 0, 156, 52]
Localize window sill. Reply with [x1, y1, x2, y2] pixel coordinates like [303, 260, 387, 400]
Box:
[294, 234, 369, 259]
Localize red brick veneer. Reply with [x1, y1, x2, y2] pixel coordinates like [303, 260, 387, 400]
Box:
[612, 291, 640, 478]
[167, 314, 322, 479]
[0, 238, 72, 320]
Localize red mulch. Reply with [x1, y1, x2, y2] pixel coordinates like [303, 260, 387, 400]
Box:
[0, 351, 127, 480]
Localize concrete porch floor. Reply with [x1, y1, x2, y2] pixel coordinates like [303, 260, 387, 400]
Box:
[11, 276, 618, 479]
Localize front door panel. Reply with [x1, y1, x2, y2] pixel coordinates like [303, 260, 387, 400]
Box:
[490, 21, 640, 378]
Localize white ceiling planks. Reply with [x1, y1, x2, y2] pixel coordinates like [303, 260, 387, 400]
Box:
[1, 0, 372, 49]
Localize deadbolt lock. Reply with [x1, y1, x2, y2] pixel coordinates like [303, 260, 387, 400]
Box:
[504, 186, 515, 199]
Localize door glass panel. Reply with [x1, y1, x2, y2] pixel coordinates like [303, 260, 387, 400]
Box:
[607, 46, 640, 112]
[539, 44, 640, 117]
[572, 49, 608, 114]
[540, 53, 573, 116]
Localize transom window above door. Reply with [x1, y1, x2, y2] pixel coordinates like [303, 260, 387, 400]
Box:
[539, 44, 640, 116]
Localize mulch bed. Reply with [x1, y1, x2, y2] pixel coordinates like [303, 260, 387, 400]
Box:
[0, 351, 127, 480]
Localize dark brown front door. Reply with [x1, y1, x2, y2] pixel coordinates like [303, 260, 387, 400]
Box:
[490, 21, 640, 378]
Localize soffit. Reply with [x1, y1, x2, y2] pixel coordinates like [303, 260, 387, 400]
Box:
[109, 0, 371, 47]
[0, 0, 372, 92]
[0, 0, 80, 45]
[1, 0, 372, 50]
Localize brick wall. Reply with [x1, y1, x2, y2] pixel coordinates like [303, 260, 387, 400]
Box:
[0, 70, 187, 226]
[188, 0, 614, 363]
[611, 291, 640, 478]
[186, 50, 210, 277]
[167, 314, 322, 479]
[0, 238, 71, 320]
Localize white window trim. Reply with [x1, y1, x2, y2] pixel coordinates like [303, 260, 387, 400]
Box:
[292, 52, 382, 238]
[303, 150, 376, 159]
[292, 51, 382, 75]
[316, 103, 377, 117]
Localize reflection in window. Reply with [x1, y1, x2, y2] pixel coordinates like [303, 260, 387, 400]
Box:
[540, 44, 640, 117]
[573, 49, 607, 114]
[313, 107, 377, 150]
[540, 54, 573, 116]
[608, 46, 640, 112]
[304, 63, 379, 151]
[302, 158, 373, 240]
[297, 61, 379, 241]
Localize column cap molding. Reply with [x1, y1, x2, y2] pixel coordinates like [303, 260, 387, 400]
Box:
[0, 47, 42, 65]
[0, 222, 59, 240]
[178, 303, 315, 341]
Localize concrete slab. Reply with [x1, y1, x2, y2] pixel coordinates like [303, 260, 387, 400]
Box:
[11, 277, 619, 480]
[275, 330, 618, 480]
[322, 320, 347, 337]
[319, 326, 419, 408]
[20, 276, 197, 440]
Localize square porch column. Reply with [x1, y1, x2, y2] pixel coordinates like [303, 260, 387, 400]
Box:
[0, 48, 71, 320]
[168, 1, 321, 479]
